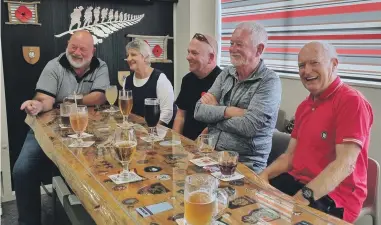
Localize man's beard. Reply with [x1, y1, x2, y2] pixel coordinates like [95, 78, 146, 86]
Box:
[65, 49, 91, 69]
[230, 55, 248, 67]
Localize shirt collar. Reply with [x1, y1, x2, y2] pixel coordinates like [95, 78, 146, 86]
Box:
[228, 59, 265, 81]
[309, 76, 343, 101]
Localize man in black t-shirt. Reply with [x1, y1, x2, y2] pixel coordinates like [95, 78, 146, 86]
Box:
[173, 33, 221, 140]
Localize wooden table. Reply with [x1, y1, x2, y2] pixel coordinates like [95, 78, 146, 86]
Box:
[26, 107, 352, 225]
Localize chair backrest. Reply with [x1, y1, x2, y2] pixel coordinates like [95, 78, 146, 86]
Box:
[267, 131, 291, 165]
[365, 158, 380, 210]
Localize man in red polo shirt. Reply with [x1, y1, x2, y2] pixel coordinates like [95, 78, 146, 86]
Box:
[259, 41, 373, 222]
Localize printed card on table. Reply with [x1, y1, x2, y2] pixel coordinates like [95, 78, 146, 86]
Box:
[68, 141, 95, 148]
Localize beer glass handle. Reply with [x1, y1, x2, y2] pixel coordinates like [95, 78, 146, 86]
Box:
[214, 188, 229, 220]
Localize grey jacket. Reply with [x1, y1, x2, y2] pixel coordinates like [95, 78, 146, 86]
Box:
[194, 60, 281, 173]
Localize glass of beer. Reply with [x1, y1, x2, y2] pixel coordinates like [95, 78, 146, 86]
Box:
[118, 89, 133, 128]
[111, 127, 137, 181]
[144, 98, 160, 150]
[184, 174, 228, 225]
[64, 94, 84, 105]
[105, 85, 118, 112]
[69, 105, 89, 146]
[59, 103, 72, 128]
[218, 151, 239, 179]
[197, 134, 215, 157]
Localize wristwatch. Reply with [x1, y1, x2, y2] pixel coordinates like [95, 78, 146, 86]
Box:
[301, 186, 315, 204]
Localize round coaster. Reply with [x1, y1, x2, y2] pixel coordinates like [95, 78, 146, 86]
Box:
[159, 140, 181, 146]
[112, 185, 126, 191]
[155, 174, 171, 180]
[122, 198, 139, 206]
[144, 166, 162, 172]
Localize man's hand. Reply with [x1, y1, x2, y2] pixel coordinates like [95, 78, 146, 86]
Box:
[293, 190, 310, 206]
[20, 100, 43, 116]
[200, 93, 218, 105]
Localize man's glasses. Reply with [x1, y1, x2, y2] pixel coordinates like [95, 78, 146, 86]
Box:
[193, 33, 210, 45]
[193, 33, 215, 53]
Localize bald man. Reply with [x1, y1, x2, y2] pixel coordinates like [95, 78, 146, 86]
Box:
[259, 41, 373, 222]
[173, 33, 221, 139]
[15, 30, 109, 225]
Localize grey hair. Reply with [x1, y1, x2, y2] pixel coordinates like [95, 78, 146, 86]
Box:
[314, 41, 338, 60]
[126, 39, 152, 63]
[235, 21, 268, 48]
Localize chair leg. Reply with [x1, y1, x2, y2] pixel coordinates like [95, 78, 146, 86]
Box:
[52, 188, 57, 223]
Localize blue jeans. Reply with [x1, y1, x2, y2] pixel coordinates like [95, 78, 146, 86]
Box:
[13, 130, 53, 225]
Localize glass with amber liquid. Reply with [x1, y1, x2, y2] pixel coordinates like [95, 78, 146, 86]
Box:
[111, 128, 137, 181]
[184, 174, 228, 225]
[69, 105, 89, 146]
[118, 89, 133, 128]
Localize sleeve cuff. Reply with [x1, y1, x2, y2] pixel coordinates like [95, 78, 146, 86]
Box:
[337, 137, 364, 148]
[35, 89, 56, 98]
[90, 89, 105, 93]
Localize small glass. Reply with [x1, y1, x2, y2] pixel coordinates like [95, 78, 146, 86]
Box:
[59, 103, 72, 127]
[118, 90, 133, 128]
[184, 174, 228, 225]
[144, 98, 160, 150]
[105, 85, 118, 112]
[218, 151, 239, 179]
[111, 128, 137, 182]
[197, 134, 215, 157]
[64, 94, 83, 105]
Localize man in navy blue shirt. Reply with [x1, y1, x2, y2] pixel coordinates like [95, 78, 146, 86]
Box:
[173, 33, 221, 140]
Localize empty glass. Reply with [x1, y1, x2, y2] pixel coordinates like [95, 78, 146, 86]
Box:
[197, 134, 215, 157]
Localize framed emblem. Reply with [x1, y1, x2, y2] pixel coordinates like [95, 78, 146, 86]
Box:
[22, 46, 40, 64]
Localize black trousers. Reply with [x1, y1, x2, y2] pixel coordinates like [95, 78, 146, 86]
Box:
[270, 173, 344, 219]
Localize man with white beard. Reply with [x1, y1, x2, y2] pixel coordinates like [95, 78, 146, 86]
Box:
[15, 30, 109, 225]
[194, 22, 281, 173]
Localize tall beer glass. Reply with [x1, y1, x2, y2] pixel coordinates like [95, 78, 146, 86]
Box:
[118, 90, 133, 128]
[184, 174, 228, 225]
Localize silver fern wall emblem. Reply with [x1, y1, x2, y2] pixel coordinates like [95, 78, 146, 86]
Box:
[54, 6, 144, 45]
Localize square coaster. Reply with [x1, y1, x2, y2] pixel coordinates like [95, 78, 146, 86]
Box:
[68, 141, 95, 148]
[211, 171, 244, 182]
[190, 157, 218, 167]
[68, 132, 94, 138]
[108, 172, 143, 185]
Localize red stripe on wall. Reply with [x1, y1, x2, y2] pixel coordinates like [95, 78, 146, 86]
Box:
[221, 47, 381, 55]
[221, 34, 381, 41]
[222, 2, 381, 22]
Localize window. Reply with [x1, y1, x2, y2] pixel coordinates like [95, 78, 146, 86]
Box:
[219, 0, 381, 84]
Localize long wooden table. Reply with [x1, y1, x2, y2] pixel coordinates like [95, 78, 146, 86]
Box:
[26, 107, 352, 225]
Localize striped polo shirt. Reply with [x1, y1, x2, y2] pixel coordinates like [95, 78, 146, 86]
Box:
[35, 53, 110, 103]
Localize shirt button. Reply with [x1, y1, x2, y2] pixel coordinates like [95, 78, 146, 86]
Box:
[312, 108, 315, 111]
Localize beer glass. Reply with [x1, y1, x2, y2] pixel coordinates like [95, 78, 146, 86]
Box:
[105, 85, 118, 112]
[111, 128, 137, 181]
[69, 105, 89, 146]
[64, 94, 84, 105]
[184, 174, 228, 225]
[118, 90, 133, 128]
[59, 103, 72, 127]
[197, 134, 215, 157]
[218, 151, 239, 179]
[144, 98, 160, 150]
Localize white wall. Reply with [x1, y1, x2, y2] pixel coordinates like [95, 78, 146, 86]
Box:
[174, 0, 218, 96]
[174, 1, 379, 224]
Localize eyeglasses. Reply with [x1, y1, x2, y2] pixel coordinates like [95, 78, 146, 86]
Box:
[193, 33, 215, 53]
[193, 33, 210, 45]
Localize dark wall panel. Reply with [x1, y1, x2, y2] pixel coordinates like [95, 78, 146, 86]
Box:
[1, 0, 174, 183]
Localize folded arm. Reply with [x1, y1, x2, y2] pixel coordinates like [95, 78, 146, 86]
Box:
[216, 76, 281, 138]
